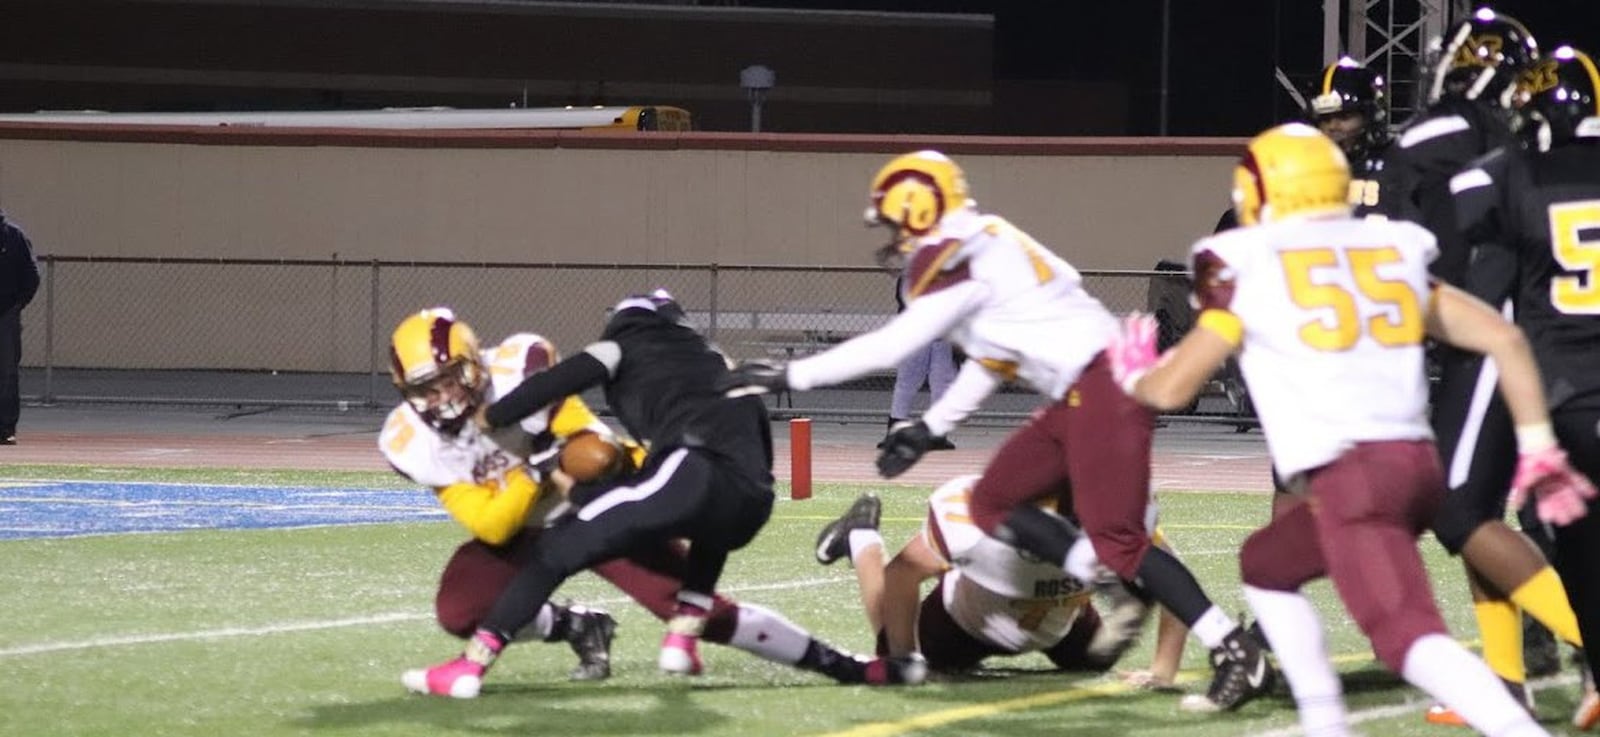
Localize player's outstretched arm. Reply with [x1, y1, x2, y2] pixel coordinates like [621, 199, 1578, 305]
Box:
[881, 534, 945, 658]
[483, 344, 614, 429]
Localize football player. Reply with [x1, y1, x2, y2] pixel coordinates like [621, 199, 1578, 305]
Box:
[1308, 57, 1393, 217]
[381, 307, 875, 697]
[1112, 122, 1590, 737]
[720, 151, 1275, 712]
[1451, 45, 1600, 729]
[817, 482, 1191, 689]
[1379, 11, 1589, 724]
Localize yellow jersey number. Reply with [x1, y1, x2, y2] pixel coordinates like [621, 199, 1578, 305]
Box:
[1280, 246, 1424, 351]
[1548, 200, 1600, 315]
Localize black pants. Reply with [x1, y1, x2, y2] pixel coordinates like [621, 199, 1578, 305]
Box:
[1430, 351, 1517, 554]
[0, 305, 21, 436]
[481, 447, 774, 637]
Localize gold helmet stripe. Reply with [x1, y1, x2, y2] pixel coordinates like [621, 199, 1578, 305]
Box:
[1321, 62, 1339, 95]
[1576, 49, 1600, 117]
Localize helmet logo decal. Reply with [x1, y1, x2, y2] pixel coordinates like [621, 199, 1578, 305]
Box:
[1454, 35, 1504, 69]
[429, 317, 455, 367]
[1521, 59, 1561, 96]
[875, 169, 945, 235]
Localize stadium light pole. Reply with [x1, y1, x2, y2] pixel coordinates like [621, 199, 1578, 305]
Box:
[1158, 0, 1170, 136]
[741, 65, 775, 133]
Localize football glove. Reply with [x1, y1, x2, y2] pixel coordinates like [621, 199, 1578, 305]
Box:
[1108, 311, 1160, 394]
[1509, 447, 1596, 527]
[717, 361, 789, 398]
[875, 420, 940, 479]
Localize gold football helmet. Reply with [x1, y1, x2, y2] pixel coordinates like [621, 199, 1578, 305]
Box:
[1231, 123, 1352, 227]
[865, 150, 970, 269]
[389, 307, 486, 433]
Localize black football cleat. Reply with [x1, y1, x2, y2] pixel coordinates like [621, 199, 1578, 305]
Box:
[1182, 626, 1275, 713]
[815, 493, 881, 565]
[564, 605, 617, 681]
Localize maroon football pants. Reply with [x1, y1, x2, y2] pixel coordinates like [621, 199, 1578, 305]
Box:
[1239, 440, 1450, 670]
[967, 354, 1156, 579]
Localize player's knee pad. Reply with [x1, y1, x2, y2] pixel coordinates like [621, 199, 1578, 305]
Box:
[1239, 530, 1316, 591]
[434, 599, 479, 639]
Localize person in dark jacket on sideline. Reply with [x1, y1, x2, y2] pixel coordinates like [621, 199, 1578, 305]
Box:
[0, 212, 40, 445]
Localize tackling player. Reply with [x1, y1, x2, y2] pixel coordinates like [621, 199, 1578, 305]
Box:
[720, 151, 1275, 712]
[382, 307, 876, 697]
[1113, 122, 1591, 737]
[1451, 45, 1600, 729]
[816, 483, 1191, 690]
[1382, 10, 1587, 722]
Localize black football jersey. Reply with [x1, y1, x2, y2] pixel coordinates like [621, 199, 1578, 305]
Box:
[597, 303, 772, 471]
[1348, 138, 1391, 219]
[1381, 97, 1519, 286]
[1453, 141, 1600, 411]
[485, 296, 774, 481]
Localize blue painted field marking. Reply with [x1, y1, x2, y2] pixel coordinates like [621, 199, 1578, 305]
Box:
[0, 480, 445, 540]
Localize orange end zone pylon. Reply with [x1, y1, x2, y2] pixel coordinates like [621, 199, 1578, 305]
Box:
[790, 417, 812, 500]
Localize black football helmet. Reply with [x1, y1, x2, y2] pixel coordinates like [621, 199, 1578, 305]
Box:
[1307, 57, 1390, 156]
[1426, 8, 1539, 109]
[1521, 46, 1600, 149]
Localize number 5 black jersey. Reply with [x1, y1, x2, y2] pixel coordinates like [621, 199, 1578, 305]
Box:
[1452, 142, 1600, 411]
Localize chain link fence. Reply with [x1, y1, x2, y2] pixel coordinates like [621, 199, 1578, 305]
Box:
[20, 257, 1254, 427]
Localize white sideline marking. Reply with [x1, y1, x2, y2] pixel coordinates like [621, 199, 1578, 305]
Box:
[1242, 674, 1579, 736]
[0, 575, 852, 658]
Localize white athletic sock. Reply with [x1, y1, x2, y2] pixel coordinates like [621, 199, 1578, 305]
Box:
[728, 604, 812, 665]
[1243, 585, 1349, 736]
[848, 529, 883, 563]
[1063, 536, 1098, 582]
[513, 602, 557, 642]
[1402, 633, 1548, 737]
[1190, 605, 1237, 649]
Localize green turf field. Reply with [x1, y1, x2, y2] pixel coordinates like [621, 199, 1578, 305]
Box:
[0, 465, 1587, 736]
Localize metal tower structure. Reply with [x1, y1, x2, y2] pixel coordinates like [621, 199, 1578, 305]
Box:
[1324, 0, 1471, 123]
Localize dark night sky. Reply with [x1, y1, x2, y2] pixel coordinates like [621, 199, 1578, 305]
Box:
[746, 0, 1600, 135]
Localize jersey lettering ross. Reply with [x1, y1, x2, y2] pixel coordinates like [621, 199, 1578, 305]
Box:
[1191, 219, 1438, 476]
[923, 475, 1087, 652]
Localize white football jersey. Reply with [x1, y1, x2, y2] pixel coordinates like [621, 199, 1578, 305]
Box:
[1192, 217, 1438, 477]
[379, 332, 607, 526]
[924, 474, 1089, 653]
[907, 208, 1117, 400]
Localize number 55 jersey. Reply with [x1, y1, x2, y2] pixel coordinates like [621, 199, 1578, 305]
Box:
[1189, 217, 1440, 478]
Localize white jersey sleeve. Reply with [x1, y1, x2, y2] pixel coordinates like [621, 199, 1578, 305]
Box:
[1195, 218, 1437, 477]
[904, 210, 1117, 401]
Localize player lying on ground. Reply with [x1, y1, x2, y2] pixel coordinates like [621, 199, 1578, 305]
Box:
[817, 478, 1190, 687]
[721, 150, 1273, 711]
[1111, 123, 1593, 737]
[381, 307, 876, 697]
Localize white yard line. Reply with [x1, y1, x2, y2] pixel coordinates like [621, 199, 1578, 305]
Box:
[1242, 674, 1579, 737]
[0, 575, 853, 658]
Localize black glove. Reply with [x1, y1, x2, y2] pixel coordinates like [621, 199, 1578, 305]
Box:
[875, 420, 940, 478]
[716, 361, 789, 398]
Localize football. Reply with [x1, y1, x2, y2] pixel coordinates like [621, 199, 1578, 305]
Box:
[559, 431, 626, 483]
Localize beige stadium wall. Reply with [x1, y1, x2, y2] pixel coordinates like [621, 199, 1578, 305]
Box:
[0, 126, 1245, 372]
